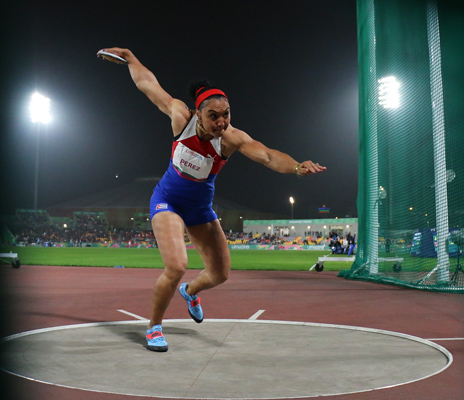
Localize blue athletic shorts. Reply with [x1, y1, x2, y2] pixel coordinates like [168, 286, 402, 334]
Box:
[149, 188, 218, 226]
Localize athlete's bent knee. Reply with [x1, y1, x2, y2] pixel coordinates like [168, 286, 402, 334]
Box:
[212, 268, 229, 285]
[164, 262, 187, 283]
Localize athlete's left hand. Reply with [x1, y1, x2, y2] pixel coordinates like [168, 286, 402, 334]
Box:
[296, 161, 327, 177]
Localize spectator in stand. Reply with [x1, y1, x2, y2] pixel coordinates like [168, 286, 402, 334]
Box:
[347, 233, 356, 256]
[342, 236, 348, 254]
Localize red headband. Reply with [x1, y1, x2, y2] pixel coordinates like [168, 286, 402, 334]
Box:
[195, 88, 228, 110]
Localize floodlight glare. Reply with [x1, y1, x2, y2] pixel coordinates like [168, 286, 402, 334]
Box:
[30, 92, 51, 124]
[378, 76, 400, 109]
[289, 197, 295, 219]
[379, 185, 387, 199]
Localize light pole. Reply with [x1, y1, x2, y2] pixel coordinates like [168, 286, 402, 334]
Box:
[289, 197, 294, 219]
[30, 92, 51, 210]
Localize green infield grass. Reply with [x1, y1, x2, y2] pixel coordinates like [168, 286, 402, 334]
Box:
[0, 246, 355, 271]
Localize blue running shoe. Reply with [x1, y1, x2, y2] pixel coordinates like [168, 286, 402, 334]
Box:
[179, 282, 203, 323]
[146, 325, 168, 352]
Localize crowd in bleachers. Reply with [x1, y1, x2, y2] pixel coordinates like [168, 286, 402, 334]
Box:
[5, 211, 148, 246]
[328, 232, 356, 255]
[74, 213, 107, 229]
[224, 232, 325, 246]
[4, 211, 344, 249]
[10, 221, 111, 247]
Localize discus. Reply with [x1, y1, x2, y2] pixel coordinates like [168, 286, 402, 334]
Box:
[97, 50, 128, 64]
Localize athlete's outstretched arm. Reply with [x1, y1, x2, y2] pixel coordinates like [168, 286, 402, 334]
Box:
[224, 128, 326, 177]
[97, 47, 190, 130]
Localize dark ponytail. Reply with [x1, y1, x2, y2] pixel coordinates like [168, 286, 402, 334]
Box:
[188, 79, 228, 110]
[188, 80, 213, 101]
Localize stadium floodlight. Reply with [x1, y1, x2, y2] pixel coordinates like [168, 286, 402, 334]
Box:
[30, 92, 51, 210]
[289, 197, 294, 219]
[378, 76, 400, 109]
[30, 92, 51, 124]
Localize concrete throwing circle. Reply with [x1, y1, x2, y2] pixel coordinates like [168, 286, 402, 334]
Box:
[1, 319, 452, 399]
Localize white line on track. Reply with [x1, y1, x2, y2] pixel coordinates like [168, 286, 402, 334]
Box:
[249, 310, 265, 320]
[117, 309, 147, 321]
[427, 338, 464, 341]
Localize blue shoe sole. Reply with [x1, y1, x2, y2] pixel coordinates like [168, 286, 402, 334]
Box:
[179, 283, 203, 323]
[189, 309, 203, 324]
[147, 344, 168, 352]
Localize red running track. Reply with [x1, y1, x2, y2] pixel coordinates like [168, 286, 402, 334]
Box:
[1, 265, 463, 400]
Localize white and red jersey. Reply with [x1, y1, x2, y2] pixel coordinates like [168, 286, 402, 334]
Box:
[154, 115, 227, 205]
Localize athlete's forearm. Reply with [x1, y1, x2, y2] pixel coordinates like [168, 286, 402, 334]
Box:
[264, 149, 300, 174]
[110, 48, 173, 115]
[124, 54, 161, 92]
[102, 47, 164, 95]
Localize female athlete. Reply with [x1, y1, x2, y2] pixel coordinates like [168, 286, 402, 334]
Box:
[97, 48, 327, 352]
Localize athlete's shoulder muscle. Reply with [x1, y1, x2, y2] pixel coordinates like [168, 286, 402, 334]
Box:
[171, 102, 194, 137]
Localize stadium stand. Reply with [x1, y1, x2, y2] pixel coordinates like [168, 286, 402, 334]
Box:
[45, 177, 285, 232]
[5, 178, 337, 248]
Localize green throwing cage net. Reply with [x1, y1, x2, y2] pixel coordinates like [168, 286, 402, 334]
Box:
[339, 0, 464, 292]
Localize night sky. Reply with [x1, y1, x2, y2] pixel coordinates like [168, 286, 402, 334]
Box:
[1, 0, 358, 219]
